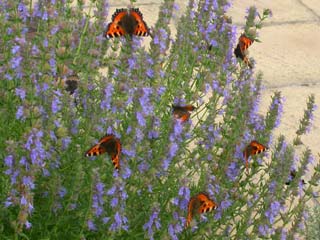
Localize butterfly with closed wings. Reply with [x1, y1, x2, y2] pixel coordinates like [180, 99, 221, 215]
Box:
[234, 33, 254, 68]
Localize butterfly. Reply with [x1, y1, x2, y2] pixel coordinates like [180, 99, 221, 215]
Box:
[85, 134, 121, 170]
[234, 33, 254, 68]
[186, 192, 218, 227]
[243, 140, 268, 172]
[104, 8, 149, 39]
[285, 170, 306, 185]
[65, 75, 79, 95]
[172, 104, 196, 123]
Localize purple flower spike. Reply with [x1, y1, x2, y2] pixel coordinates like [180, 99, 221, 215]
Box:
[25, 221, 32, 229]
[87, 219, 97, 231]
[15, 88, 26, 100]
[16, 106, 25, 120]
[136, 112, 146, 127]
[143, 208, 161, 240]
[226, 162, 239, 181]
[265, 201, 281, 224]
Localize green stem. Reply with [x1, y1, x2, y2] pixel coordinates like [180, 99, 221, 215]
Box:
[73, 4, 92, 65]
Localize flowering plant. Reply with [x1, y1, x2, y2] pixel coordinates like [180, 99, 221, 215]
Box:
[1, 0, 319, 239]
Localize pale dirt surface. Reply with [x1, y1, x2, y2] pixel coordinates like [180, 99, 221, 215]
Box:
[103, 0, 320, 196]
[226, 0, 320, 172]
[103, 0, 320, 160]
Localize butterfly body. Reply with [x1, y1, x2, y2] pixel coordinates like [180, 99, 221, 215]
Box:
[105, 8, 149, 38]
[172, 104, 196, 123]
[234, 34, 254, 68]
[243, 140, 268, 172]
[85, 134, 121, 170]
[186, 192, 217, 227]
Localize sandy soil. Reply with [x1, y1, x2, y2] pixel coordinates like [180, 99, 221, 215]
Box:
[97, 0, 320, 205]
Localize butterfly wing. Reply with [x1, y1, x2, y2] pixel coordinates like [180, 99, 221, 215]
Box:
[179, 112, 191, 122]
[186, 196, 197, 227]
[110, 138, 121, 170]
[105, 9, 127, 38]
[234, 43, 244, 59]
[243, 147, 249, 172]
[85, 135, 121, 170]
[239, 34, 253, 55]
[197, 193, 217, 214]
[235, 34, 254, 68]
[130, 8, 149, 37]
[249, 140, 268, 155]
[85, 135, 114, 157]
[172, 105, 195, 122]
[243, 140, 268, 172]
[172, 107, 189, 122]
[183, 105, 196, 112]
[65, 75, 79, 94]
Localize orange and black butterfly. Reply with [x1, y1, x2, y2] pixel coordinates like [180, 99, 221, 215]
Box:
[104, 8, 149, 38]
[85, 134, 121, 170]
[172, 104, 196, 123]
[243, 140, 268, 172]
[234, 33, 254, 68]
[186, 192, 218, 227]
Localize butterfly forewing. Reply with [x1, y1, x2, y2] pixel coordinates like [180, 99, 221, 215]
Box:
[186, 197, 197, 227]
[110, 139, 121, 170]
[130, 8, 149, 36]
[85, 145, 106, 157]
[105, 9, 127, 38]
[197, 193, 217, 214]
[239, 35, 253, 55]
[249, 140, 268, 155]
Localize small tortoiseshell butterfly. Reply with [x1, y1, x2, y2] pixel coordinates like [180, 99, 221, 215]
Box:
[243, 140, 268, 172]
[172, 104, 196, 123]
[234, 33, 254, 68]
[104, 8, 149, 38]
[65, 75, 79, 95]
[186, 192, 218, 227]
[85, 134, 121, 170]
[285, 170, 306, 185]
